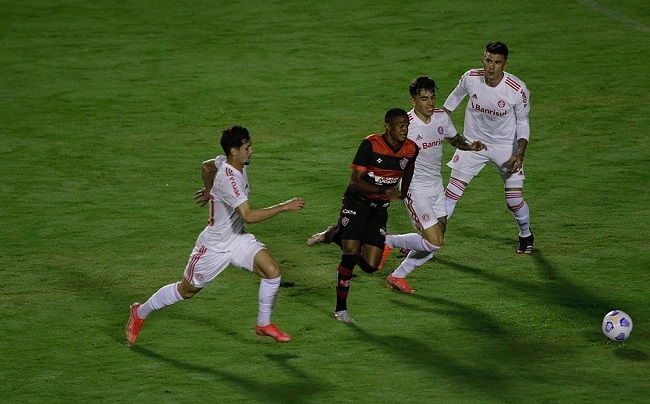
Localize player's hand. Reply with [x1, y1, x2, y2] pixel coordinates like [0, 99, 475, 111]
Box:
[469, 140, 487, 151]
[505, 155, 524, 173]
[194, 188, 210, 206]
[283, 197, 306, 211]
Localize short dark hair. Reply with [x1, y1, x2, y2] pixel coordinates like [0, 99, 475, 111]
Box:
[220, 125, 251, 155]
[409, 76, 437, 97]
[384, 108, 408, 124]
[485, 41, 509, 60]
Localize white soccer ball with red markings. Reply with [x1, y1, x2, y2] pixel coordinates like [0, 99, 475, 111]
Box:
[602, 310, 633, 342]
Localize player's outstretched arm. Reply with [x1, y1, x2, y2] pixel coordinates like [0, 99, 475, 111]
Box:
[236, 198, 305, 225]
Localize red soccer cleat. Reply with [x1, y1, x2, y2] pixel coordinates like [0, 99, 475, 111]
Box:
[378, 244, 392, 270]
[387, 274, 415, 293]
[255, 323, 292, 342]
[125, 303, 145, 345]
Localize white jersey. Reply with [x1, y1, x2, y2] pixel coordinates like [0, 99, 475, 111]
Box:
[407, 108, 458, 191]
[444, 69, 530, 149]
[203, 160, 250, 250]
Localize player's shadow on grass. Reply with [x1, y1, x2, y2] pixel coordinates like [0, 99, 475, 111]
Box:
[130, 346, 325, 403]
[436, 249, 618, 326]
[345, 321, 514, 403]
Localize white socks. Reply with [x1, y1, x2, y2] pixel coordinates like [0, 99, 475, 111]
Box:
[137, 282, 184, 319]
[445, 178, 466, 219]
[505, 190, 531, 237]
[257, 276, 281, 327]
[392, 250, 436, 278]
[386, 233, 438, 252]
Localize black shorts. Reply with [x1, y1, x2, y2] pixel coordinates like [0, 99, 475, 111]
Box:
[337, 189, 389, 249]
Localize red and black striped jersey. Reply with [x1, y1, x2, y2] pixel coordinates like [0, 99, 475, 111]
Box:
[350, 134, 418, 202]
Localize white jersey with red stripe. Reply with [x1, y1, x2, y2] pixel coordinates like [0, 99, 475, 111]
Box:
[443, 69, 530, 149]
[407, 108, 458, 191]
[203, 160, 250, 249]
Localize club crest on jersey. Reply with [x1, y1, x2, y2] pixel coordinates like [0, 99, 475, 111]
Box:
[498, 100, 506, 108]
[341, 217, 350, 227]
[422, 213, 431, 222]
[400, 158, 409, 169]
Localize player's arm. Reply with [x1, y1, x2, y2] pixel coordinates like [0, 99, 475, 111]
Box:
[235, 198, 305, 225]
[194, 159, 218, 206]
[348, 169, 395, 197]
[399, 163, 415, 200]
[443, 72, 470, 113]
[448, 134, 486, 151]
[506, 138, 528, 173]
[506, 86, 531, 173]
[348, 140, 399, 198]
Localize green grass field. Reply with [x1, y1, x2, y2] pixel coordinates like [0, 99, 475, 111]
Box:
[1, 0, 649, 402]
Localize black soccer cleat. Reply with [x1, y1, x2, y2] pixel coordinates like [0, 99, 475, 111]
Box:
[517, 232, 534, 254]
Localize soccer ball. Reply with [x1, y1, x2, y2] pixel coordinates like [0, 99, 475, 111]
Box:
[601, 310, 633, 341]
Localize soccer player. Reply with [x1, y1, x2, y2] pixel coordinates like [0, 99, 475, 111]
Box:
[443, 41, 534, 254]
[125, 125, 305, 344]
[331, 108, 419, 323]
[381, 76, 486, 293]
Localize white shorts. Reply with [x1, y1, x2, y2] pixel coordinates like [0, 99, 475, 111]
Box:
[447, 147, 526, 186]
[403, 181, 446, 231]
[183, 232, 265, 288]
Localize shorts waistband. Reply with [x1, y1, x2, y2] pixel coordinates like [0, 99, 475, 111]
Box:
[345, 189, 390, 209]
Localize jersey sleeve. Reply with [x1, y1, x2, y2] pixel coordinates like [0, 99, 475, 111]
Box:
[514, 82, 531, 141]
[441, 113, 459, 139]
[214, 155, 226, 170]
[443, 70, 470, 112]
[350, 139, 373, 172]
[222, 168, 249, 210]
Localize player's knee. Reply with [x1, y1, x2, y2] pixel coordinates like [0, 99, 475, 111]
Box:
[178, 281, 201, 299]
[340, 254, 357, 270]
[261, 263, 281, 279]
[423, 221, 446, 247]
[357, 256, 378, 274]
[421, 238, 442, 252]
[424, 233, 444, 248]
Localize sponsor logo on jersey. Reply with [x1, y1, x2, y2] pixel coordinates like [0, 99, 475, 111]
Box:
[422, 139, 444, 149]
[368, 171, 399, 186]
[342, 209, 357, 215]
[400, 158, 409, 169]
[520, 89, 528, 107]
[470, 100, 506, 117]
[225, 167, 241, 197]
[416, 134, 423, 141]
[376, 157, 383, 164]
[437, 126, 444, 135]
